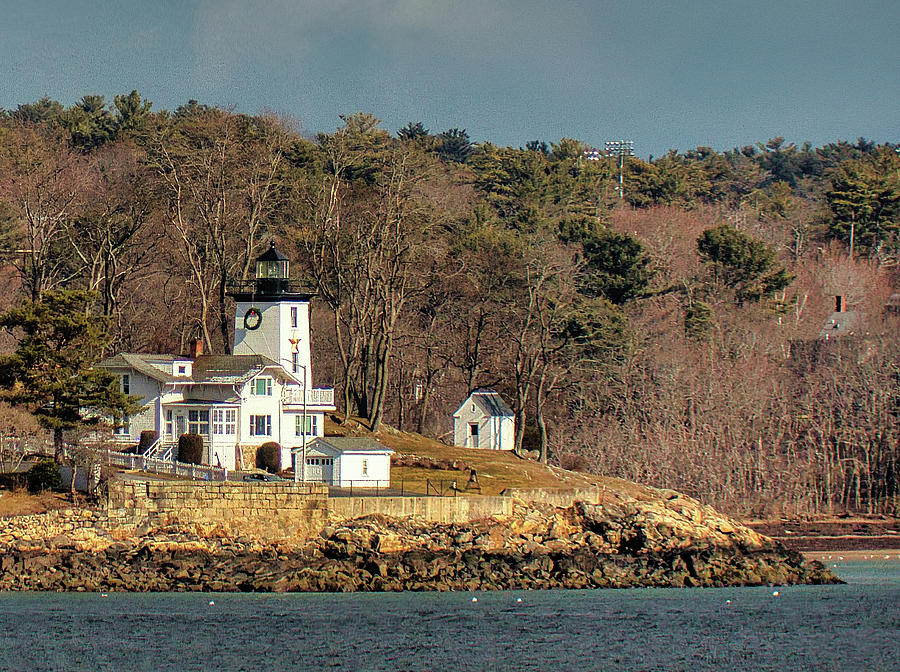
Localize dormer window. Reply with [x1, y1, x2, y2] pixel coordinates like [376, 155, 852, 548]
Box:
[121, 374, 130, 394]
[173, 361, 192, 377]
[252, 377, 274, 396]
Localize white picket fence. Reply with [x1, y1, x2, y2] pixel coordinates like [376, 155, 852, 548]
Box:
[104, 449, 227, 481]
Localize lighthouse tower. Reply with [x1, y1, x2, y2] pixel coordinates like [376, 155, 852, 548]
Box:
[229, 241, 314, 383]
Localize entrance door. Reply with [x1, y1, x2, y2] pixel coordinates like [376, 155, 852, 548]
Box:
[175, 413, 187, 438]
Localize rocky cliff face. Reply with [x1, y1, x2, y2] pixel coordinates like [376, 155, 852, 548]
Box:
[0, 488, 838, 592]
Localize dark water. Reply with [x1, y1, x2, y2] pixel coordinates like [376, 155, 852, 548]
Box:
[1, 560, 897, 672]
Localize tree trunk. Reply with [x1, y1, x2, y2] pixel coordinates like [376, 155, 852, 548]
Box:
[53, 426, 64, 463]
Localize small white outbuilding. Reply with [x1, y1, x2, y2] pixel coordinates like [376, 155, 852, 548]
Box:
[452, 389, 515, 451]
[303, 437, 393, 488]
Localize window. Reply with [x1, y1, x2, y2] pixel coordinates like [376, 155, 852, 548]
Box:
[290, 306, 298, 328]
[188, 409, 210, 435]
[178, 365, 187, 375]
[165, 410, 173, 438]
[470, 423, 479, 437]
[213, 409, 236, 435]
[362, 459, 368, 476]
[295, 414, 318, 437]
[252, 377, 273, 396]
[250, 414, 272, 436]
[292, 351, 299, 374]
[114, 414, 130, 435]
[121, 374, 130, 394]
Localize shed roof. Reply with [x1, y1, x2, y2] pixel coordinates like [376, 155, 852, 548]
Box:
[818, 310, 863, 340]
[308, 437, 393, 455]
[454, 389, 514, 418]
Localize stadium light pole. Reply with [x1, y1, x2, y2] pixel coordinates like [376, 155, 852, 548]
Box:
[604, 140, 634, 200]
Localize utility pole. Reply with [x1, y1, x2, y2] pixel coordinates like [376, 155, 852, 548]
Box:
[604, 140, 634, 200]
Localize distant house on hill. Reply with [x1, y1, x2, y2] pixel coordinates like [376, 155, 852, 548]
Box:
[452, 390, 515, 451]
[818, 295, 864, 340]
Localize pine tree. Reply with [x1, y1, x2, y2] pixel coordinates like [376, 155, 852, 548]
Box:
[0, 290, 141, 460]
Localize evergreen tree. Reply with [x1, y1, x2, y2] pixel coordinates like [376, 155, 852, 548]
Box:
[0, 290, 141, 460]
[697, 224, 792, 304]
[581, 230, 655, 305]
[826, 152, 900, 256]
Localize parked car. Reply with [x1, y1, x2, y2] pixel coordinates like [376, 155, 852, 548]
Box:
[242, 472, 285, 482]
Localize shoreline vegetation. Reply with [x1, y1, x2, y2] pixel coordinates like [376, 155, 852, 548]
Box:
[0, 487, 841, 593]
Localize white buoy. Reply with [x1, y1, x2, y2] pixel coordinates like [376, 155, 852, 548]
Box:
[838, 556, 843, 560]
[209, 600, 215, 606]
[100, 593, 108, 598]
[725, 599, 732, 604]
[772, 591, 779, 596]
[516, 598, 522, 603]
[472, 597, 478, 603]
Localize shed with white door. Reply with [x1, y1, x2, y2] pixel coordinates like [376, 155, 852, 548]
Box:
[304, 437, 393, 488]
[452, 389, 515, 451]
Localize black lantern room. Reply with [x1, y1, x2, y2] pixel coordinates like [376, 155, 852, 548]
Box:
[227, 241, 314, 302]
[255, 241, 290, 295]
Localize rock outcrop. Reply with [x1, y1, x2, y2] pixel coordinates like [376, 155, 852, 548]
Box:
[0, 489, 839, 591]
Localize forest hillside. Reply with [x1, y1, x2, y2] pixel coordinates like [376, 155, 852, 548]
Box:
[0, 93, 897, 517]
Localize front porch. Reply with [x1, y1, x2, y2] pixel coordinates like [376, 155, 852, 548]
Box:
[164, 403, 239, 470]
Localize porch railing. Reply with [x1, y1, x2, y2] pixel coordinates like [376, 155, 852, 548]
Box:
[282, 387, 334, 406]
[141, 437, 176, 462]
[104, 448, 226, 481]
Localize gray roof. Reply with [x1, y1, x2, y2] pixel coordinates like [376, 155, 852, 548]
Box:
[309, 437, 393, 454]
[191, 355, 282, 384]
[98, 353, 289, 386]
[819, 311, 863, 340]
[457, 389, 514, 417]
[97, 353, 179, 383]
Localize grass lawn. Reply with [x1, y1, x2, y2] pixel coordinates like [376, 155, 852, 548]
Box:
[0, 489, 71, 517]
[324, 415, 643, 497]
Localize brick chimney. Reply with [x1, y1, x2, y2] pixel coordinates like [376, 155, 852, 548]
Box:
[191, 338, 204, 359]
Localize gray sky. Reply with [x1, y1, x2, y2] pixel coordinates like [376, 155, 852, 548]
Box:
[1, 1, 897, 157]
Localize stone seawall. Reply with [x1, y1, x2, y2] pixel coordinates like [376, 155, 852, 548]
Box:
[106, 479, 330, 539]
[329, 495, 513, 523]
[105, 478, 515, 538]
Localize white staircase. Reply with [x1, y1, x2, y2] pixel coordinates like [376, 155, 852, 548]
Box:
[143, 437, 176, 462]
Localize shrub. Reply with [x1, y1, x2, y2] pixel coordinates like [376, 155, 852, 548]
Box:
[137, 430, 159, 455]
[26, 458, 62, 493]
[256, 442, 281, 473]
[177, 434, 204, 464]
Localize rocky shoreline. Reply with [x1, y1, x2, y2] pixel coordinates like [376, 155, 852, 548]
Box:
[0, 490, 839, 592]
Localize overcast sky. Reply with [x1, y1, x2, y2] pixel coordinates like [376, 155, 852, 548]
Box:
[1, 1, 897, 157]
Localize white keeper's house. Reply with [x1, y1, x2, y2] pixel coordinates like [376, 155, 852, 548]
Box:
[99, 242, 340, 473]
